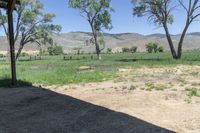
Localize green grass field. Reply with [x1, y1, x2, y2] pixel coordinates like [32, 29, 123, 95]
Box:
[1, 51, 200, 86]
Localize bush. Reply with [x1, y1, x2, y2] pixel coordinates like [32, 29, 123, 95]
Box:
[54, 46, 63, 55]
[21, 52, 29, 57]
[107, 48, 112, 54]
[185, 87, 199, 98]
[0, 54, 4, 58]
[130, 46, 138, 53]
[47, 45, 63, 55]
[158, 46, 164, 53]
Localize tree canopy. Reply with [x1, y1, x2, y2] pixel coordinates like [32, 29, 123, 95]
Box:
[69, 0, 113, 60]
[132, 0, 200, 59]
[0, 0, 61, 59]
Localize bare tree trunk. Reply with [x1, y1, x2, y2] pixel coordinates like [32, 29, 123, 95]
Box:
[16, 44, 23, 60]
[177, 22, 190, 59]
[89, 20, 102, 60]
[163, 23, 178, 59]
[93, 32, 102, 60]
[6, 38, 11, 61]
[96, 47, 101, 60]
[97, 52, 101, 60]
[95, 38, 101, 60]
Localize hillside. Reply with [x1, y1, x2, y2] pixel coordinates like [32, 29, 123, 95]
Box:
[1, 32, 200, 54]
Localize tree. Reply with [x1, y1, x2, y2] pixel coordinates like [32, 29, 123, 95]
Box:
[69, 0, 113, 60]
[0, 0, 61, 59]
[152, 43, 158, 53]
[146, 43, 154, 53]
[122, 47, 130, 53]
[146, 42, 163, 53]
[47, 45, 64, 56]
[132, 0, 200, 59]
[130, 46, 138, 53]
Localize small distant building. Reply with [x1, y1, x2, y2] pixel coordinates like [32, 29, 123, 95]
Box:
[0, 51, 7, 56]
[21, 50, 40, 56]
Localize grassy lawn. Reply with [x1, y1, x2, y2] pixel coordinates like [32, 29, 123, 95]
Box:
[1, 51, 200, 86]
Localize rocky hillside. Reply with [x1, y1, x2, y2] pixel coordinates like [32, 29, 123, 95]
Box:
[1, 32, 200, 54]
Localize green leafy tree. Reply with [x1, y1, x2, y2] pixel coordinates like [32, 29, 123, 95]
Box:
[152, 43, 158, 53]
[47, 46, 55, 56]
[69, 0, 113, 60]
[132, 0, 200, 59]
[0, 0, 61, 59]
[146, 43, 154, 53]
[146, 42, 164, 53]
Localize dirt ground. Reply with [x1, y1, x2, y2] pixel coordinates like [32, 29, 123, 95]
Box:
[1, 65, 200, 133]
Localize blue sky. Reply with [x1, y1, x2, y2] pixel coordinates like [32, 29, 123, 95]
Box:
[1, 0, 200, 35]
[41, 0, 200, 35]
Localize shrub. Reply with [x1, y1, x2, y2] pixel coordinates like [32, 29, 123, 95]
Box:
[129, 85, 136, 90]
[185, 87, 199, 98]
[107, 48, 112, 54]
[0, 54, 4, 58]
[158, 46, 164, 53]
[47, 45, 63, 55]
[21, 52, 29, 57]
[145, 82, 167, 91]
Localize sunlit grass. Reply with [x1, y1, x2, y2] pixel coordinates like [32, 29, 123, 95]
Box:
[1, 51, 200, 85]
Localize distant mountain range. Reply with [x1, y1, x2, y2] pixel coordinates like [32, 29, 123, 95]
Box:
[1, 32, 200, 54]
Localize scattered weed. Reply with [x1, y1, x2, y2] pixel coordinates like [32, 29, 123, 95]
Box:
[145, 82, 167, 91]
[185, 87, 199, 98]
[129, 85, 136, 91]
[122, 86, 128, 90]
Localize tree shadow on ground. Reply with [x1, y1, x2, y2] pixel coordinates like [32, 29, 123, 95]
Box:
[0, 85, 175, 133]
[116, 58, 166, 62]
[183, 58, 200, 62]
[0, 79, 32, 87]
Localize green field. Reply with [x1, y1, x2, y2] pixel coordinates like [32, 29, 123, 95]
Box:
[1, 51, 200, 86]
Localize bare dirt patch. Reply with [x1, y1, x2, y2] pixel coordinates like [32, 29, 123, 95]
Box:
[1, 65, 200, 132]
[44, 65, 200, 133]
